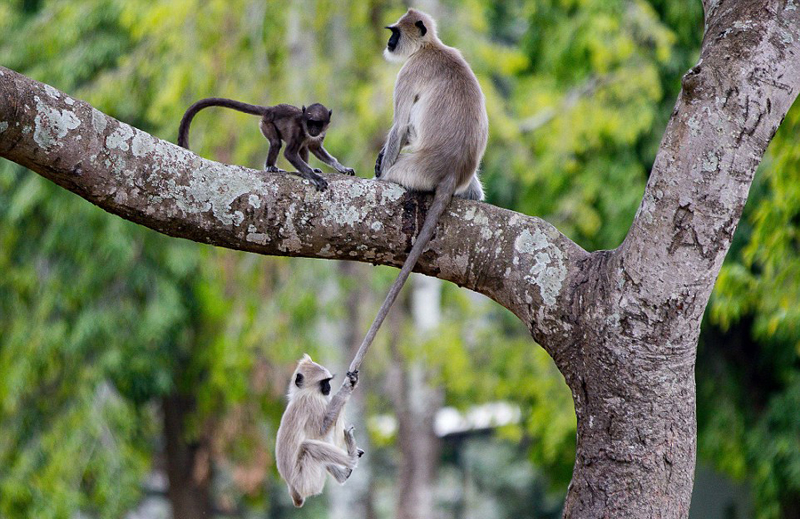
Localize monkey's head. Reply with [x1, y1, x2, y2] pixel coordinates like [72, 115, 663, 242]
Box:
[301, 103, 332, 138]
[384, 8, 437, 63]
[290, 354, 334, 398]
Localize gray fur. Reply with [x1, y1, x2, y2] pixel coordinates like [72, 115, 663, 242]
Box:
[275, 355, 361, 508]
[325, 8, 490, 422]
[377, 8, 488, 200]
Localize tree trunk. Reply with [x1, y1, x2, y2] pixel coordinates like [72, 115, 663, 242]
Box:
[329, 262, 376, 519]
[162, 394, 213, 519]
[393, 275, 443, 519]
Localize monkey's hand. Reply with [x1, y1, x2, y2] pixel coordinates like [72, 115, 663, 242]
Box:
[346, 370, 359, 389]
[374, 149, 385, 178]
[341, 167, 355, 176]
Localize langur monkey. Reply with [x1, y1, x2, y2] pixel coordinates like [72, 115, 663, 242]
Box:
[341, 8, 489, 375]
[275, 354, 363, 507]
[178, 98, 355, 191]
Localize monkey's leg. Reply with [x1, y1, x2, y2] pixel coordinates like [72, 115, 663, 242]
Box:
[455, 175, 484, 201]
[309, 144, 355, 175]
[299, 146, 317, 171]
[326, 465, 353, 484]
[284, 145, 328, 191]
[344, 424, 365, 459]
[325, 426, 364, 484]
[379, 124, 408, 175]
[299, 439, 355, 469]
[259, 121, 286, 173]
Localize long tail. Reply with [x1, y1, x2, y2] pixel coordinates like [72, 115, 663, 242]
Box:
[347, 176, 457, 374]
[177, 97, 269, 149]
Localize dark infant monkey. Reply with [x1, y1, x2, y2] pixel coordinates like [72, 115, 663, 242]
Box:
[178, 98, 355, 190]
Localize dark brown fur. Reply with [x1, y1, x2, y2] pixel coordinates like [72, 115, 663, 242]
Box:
[178, 98, 355, 190]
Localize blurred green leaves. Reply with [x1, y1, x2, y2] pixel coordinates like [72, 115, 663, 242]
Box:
[1, 0, 799, 517]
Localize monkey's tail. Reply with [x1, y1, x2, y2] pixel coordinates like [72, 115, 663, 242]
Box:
[347, 175, 457, 374]
[177, 97, 270, 149]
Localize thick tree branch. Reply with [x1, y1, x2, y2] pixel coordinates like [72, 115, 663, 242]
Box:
[619, 0, 800, 328]
[0, 66, 587, 352]
[559, 2, 800, 516]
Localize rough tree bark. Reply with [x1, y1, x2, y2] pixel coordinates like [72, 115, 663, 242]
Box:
[0, 1, 798, 516]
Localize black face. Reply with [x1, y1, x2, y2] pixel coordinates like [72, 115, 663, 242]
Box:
[320, 378, 332, 396]
[306, 119, 325, 137]
[386, 26, 400, 52]
[302, 104, 331, 137]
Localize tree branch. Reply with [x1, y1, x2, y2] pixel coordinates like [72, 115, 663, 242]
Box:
[0, 66, 588, 351]
[618, 0, 800, 326]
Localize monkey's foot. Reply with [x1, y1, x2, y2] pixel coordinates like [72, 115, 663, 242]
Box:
[264, 165, 287, 173]
[346, 370, 359, 387]
[357, 448, 365, 458]
[339, 167, 356, 176]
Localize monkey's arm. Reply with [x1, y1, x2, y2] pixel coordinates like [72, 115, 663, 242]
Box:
[308, 143, 355, 175]
[320, 371, 358, 436]
[283, 142, 328, 191]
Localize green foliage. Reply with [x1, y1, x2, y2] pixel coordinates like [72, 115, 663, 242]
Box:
[704, 102, 800, 518]
[1, 0, 799, 516]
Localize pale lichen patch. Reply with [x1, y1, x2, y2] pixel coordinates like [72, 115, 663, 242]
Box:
[106, 124, 134, 151]
[65, 97, 75, 106]
[0, 122, 8, 134]
[233, 211, 245, 226]
[246, 224, 269, 245]
[92, 109, 107, 134]
[514, 228, 567, 306]
[371, 221, 383, 231]
[348, 182, 369, 198]
[701, 152, 718, 172]
[33, 95, 81, 150]
[131, 130, 156, 158]
[687, 115, 701, 136]
[43, 84, 61, 99]
[379, 182, 405, 203]
[278, 203, 303, 252]
[248, 194, 262, 209]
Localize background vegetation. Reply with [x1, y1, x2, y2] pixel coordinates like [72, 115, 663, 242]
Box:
[0, 0, 798, 517]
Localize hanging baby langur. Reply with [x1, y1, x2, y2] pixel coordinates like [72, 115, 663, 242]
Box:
[275, 354, 364, 507]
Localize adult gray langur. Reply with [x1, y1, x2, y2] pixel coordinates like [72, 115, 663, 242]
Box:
[342, 7, 489, 394]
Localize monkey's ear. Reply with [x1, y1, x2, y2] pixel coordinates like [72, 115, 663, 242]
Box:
[295, 372, 304, 388]
[302, 105, 307, 114]
[328, 109, 333, 118]
[415, 20, 427, 37]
